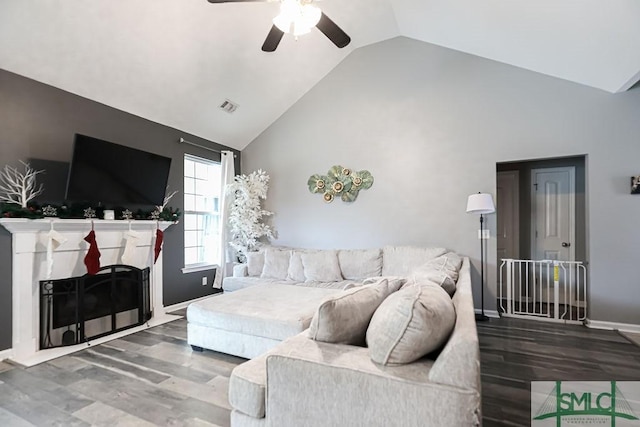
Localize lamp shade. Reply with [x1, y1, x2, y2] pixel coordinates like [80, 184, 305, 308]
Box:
[466, 193, 495, 214]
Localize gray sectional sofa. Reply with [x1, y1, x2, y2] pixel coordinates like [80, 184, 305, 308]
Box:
[186, 246, 481, 427]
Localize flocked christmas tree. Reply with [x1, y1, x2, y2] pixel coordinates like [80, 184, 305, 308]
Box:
[227, 169, 274, 260]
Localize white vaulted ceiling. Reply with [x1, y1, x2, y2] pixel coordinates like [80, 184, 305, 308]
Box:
[1, 0, 639, 150]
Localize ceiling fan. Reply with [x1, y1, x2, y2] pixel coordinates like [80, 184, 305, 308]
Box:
[207, 0, 351, 52]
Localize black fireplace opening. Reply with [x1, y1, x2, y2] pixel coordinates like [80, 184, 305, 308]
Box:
[40, 265, 151, 349]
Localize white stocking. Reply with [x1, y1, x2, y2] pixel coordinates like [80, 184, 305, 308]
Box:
[121, 230, 141, 266]
[46, 229, 67, 279]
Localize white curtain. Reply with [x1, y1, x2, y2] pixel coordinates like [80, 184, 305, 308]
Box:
[213, 151, 235, 289]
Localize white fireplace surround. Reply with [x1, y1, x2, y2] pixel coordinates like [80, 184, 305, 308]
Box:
[0, 218, 178, 366]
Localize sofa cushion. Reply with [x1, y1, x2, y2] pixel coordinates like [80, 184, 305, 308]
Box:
[223, 276, 281, 292]
[260, 248, 291, 280]
[338, 248, 383, 280]
[366, 283, 456, 365]
[309, 280, 391, 345]
[301, 250, 343, 282]
[362, 276, 407, 293]
[381, 246, 447, 277]
[287, 250, 307, 282]
[297, 280, 358, 290]
[408, 252, 463, 296]
[246, 251, 265, 277]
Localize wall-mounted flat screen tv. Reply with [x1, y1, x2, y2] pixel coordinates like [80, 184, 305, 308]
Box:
[65, 134, 172, 206]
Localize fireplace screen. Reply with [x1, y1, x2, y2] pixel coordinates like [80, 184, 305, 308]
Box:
[40, 265, 151, 349]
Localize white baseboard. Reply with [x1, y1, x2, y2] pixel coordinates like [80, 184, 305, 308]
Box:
[475, 309, 500, 319]
[585, 319, 640, 333]
[0, 348, 13, 361]
[500, 313, 584, 325]
[163, 293, 222, 313]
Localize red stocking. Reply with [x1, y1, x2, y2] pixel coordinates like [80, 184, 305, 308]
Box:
[84, 230, 101, 275]
[154, 228, 164, 263]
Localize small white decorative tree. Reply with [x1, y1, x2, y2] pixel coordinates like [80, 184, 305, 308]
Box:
[0, 161, 45, 208]
[227, 169, 275, 259]
[156, 187, 179, 212]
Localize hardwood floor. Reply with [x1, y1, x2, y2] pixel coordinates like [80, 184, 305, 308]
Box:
[0, 313, 243, 427]
[480, 317, 640, 426]
[0, 314, 638, 426]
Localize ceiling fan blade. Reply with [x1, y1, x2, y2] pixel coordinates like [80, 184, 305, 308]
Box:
[316, 12, 351, 49]
[262, 25, 285, 52]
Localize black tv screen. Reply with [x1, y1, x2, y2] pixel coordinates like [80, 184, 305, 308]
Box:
[65, 134, 172, 206]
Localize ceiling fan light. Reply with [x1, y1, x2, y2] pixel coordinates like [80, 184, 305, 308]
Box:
[301, 4, 321, 28]
[273, 14, 292, 34]
[273, 1, 321, 36]
[291, 23, 312, 37]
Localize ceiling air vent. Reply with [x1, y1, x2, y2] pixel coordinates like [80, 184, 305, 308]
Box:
[219, 99, 239, 114]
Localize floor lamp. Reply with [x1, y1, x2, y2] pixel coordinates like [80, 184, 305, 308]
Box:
[466, 192, 495, 322]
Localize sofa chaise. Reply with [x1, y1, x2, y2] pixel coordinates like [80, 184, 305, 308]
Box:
[187, 246, 448, 358]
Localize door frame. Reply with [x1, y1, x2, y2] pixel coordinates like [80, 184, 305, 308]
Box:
[497, 170, 520, 261]
[530, 166, 576, 261]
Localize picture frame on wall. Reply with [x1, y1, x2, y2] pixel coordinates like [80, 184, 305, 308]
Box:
[631, 176, 640, 194]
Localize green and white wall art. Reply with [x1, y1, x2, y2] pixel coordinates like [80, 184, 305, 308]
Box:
[308, 165, 374, 203]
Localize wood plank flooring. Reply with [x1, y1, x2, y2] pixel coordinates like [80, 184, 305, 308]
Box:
[0, 312, 243, 427]
[480, 318, 640, 426]
[0, 314, 639, 426]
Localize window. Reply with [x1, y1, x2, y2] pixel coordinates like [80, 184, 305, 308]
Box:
[183, 154, 221, 271]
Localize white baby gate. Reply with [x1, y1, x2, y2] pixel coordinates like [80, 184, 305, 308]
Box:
[499, 259, 587, 324]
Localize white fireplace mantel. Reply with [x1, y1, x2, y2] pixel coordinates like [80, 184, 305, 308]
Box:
[0, 218, 174, 233]
[0, 218, 177, 366]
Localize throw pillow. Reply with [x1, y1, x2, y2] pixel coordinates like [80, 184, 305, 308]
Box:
[246, 251, 265, 277]
[381, 246, 448, 277]
[362, 276, 406, 294]
[287, 250, 307, 282]
[338, 248, 383, 280]
[309, 279, 391, 345]
[260, 248, 291, 280]
[301, 250, 343, 282]
[366, 283, 456, 365]
[409, 252, 463, 296]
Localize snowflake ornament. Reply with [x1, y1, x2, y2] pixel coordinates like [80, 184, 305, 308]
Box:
[42, 205, 57, 217]
[150, 209, 161, 220]
[122, 209, 133, 220]
[83, 207, 96, 219]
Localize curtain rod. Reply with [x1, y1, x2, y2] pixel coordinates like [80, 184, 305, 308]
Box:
[178, 137, 237, 158]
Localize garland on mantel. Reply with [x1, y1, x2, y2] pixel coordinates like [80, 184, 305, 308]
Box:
[0, 202, 181, 222]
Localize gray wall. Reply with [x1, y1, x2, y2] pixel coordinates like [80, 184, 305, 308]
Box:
[0, 69, 240, 351]
[242, 36, 640, 325]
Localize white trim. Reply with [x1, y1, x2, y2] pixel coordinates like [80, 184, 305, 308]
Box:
[585, 319, 640, 333]
[0, 218, 175, 233]
[475, 309, 500, 319]
[181, 264, 218, 274]
[501, 313, 584, 325]
[163, 292, 223, 312]
[0, 348, 13, 361]
[497, 170, 520, 260]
